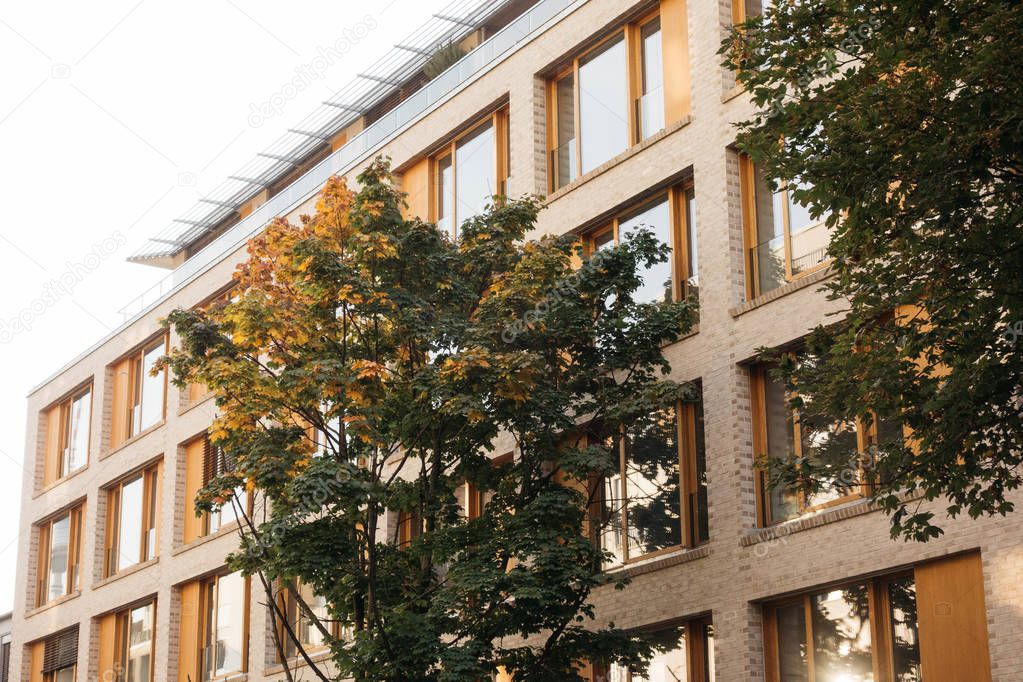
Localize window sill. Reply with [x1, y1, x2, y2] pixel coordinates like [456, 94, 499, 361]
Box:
[604, 544, 709, 580]
[264, 649, 333, 676]
[102, 420, 166, 460]
[729, 266, 834, 318]
[91, 556, 159, 590]
[25, 590, 80, 618]
[33, 464, 90, 500]
[721, 83, 745, 104]
[545, 115, 693, 204]
[173, 522, 241, 557]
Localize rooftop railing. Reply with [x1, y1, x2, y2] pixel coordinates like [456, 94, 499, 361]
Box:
[118, 0, 577, 322]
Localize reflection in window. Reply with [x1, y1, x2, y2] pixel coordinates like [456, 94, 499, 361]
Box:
[596, 618, 714, 682]
[128, 339, 166, 437]
[47, 515, 70, 602]
[63, 389, 91, 475]
[638, 18, 664, 139]
[624, 408, 682, 558]
[203, 572, 245, 680]
[554, 74, 576, 187]
[812, 585, 873, 681]
[106, 466, 158, 576]
[283, 581, 330, 659]
[120, 603, 154, 682]
[741, 156, 832, 298]
[579, 35, 629, 174]
[619, 198, 674, 305]
[767, 575, 919, 682]
[888, 577, 922, 681]
[37, 507, 81, 606]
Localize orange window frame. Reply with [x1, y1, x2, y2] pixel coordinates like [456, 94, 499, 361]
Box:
[123, 335, 169, 439]
[49, 383, 93, 482]
[35, 504, 84, 607]
[762, 572, 916, 682]
[738, 154, 833, 299]
[750, 364, 900, 526]
[198, 572, 250, 681]
[598, 396, 708, 566]
[104, 463, 160, 577]
[547, 8, 668, 192]
[589, 615, 714, 682]
[430, 107, 510, 237]
[582, 184, 695, 303]
[113, 600, 157, 682]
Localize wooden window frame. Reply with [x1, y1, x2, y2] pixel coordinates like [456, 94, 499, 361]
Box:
[582, 184, 696, 303]
[429, 106, 510, 237]
[201, 435, 248, 536]
[591, 615, 714, 682]
[35, 504, 84, 607]
[198, 572, 250, 681]
[751, 363, 896, 527]
[598, 395, 709, 566]
[121, 335, 169, 440]
[47, 383, 93, 483]
[113, 600, 157, 682]
[762, 571, 916, 682]
[547, 9, 665, 192]
[738, 154, 832, 299]
[104, 463, 160, 577]
[40, 627, 79, 682]
[276, 581, 336, 663]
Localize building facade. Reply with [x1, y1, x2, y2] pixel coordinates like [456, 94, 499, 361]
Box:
[11, 0, 1023, 680]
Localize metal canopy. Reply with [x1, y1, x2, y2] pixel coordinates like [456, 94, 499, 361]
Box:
[129, 0, 510, 264]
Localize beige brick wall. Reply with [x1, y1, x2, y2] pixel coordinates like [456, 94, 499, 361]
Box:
[10, 0, 1023, 680]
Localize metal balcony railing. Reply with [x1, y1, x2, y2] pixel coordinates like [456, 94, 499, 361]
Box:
[118, 0, 579, 322]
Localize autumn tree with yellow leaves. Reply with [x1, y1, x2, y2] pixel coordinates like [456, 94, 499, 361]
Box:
[162, 159, 696, 681]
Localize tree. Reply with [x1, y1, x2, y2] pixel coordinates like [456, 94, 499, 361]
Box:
[722, 1, 1023, 540]
[162, 158, 697, 680]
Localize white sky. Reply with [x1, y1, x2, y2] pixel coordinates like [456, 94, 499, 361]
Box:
[0, 0, 457, 614]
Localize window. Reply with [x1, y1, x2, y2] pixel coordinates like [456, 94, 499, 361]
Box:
[36, 504, 83, 606]
[38, 627, 78, 682]
[731, 0, 771, 24]
[184, 434, 246, 544]
[43, 384, 92, 486]
[200, 572, 248, 680]
[432, 108, 509, 237]
[279, 581, 331, 660]
[764, 574, 920, 682]
[591, 617, 715, 682]
[111, 337, 167, 447]
[584, 185, 697, 305]
[104, 464, 159, 576]
[116, 602, 155, 682]
[739, 155, 832, 298]
[1, 632, 11, 682]
[597, 392, 708, 566]
[548, 4, 690, 191]
[751, 364, 902, 525]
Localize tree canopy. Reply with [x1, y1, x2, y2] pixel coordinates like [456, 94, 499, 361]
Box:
[722, 0, 1023, 540]
[162, 159, 697, 680]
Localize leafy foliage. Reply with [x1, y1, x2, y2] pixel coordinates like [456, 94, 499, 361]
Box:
[722, 1, 1023, 540]
[162, 158, 696, 680]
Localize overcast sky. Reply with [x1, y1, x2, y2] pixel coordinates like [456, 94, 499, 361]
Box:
[0, 0, 457, 614]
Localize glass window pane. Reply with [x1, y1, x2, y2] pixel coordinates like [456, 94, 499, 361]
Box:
[775, 602, 808, 682]
[888, 577, 921, 681]
[454, 120, 496, 231]
[763, 372, 799, 522]
[437, 154, 453, 236]
[691, 397, 709, 545]
[54, 667, 75, 682]
[210, 573, 245, 677]
[685, 188, 698, 293]
[752, 164, 786, 294]
[125, 604, 153, 682]
[639, 19, 664, 139]
[600, 452, 625, 566]
[555, 74, 576, 188]
[117, 476, 144, 571]
[48, 514, 70, 601]
[618, 197, 673, 304]
[298, 582, 328, 650]
[785, 182, 831, 276]
[811, 584, 873, 682]
[624, 408, 681, 557]
[139, 343, 164, 432]
[631, 624, 687, 682]
[66, 391, 90, 473]
[578, 35, 628, 174]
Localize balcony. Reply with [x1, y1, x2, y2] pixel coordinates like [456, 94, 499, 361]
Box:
[118, 0, 579, 323]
